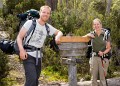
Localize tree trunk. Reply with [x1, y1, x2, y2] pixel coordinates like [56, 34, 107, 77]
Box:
[105, 0, 112, 16]
[46, 0, 58, 11]
[0, 0, 3, 8]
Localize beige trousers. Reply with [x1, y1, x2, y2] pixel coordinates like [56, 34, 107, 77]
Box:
[89, 56, 109, 86]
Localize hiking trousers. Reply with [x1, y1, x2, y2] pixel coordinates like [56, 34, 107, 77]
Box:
[89, 56, 109, 86]
[23, 54, 42, 86]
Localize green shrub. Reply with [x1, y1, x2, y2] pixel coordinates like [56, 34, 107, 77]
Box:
[0, 50, 10, 86]
[42, 46, 68, 81]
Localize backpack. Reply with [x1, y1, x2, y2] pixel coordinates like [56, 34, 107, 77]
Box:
[0, 39, 14, 54]
[86, 40, 92, 58]
[14, 19, 50, 55]
[86, 28, 112, 59]
[17, 9, 39, 31]
[16, 9, 59, 53]
[14, 9, 49, 54]
[0, 9, 40, 54]
[14, 19, 59, 55]
[50, 35, 60, 52]
[0, 9, 58, 55]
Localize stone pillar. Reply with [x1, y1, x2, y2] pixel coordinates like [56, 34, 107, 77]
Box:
[68, 57, 77, 86]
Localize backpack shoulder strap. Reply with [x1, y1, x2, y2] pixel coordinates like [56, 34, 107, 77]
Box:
[90, 30, 95, 35]
[26, 19, 36, 36]
[45, 23, 50, 37]
[24, 19, 36, 45]
[103, 28, 110, 41]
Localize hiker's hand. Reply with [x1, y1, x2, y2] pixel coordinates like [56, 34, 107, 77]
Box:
[98, 51, 104, 57]
[55, 38, 61, 44]
[87, 33, 95, 38]
[19, 49, 28, 60]
[55, 30, 63, 44]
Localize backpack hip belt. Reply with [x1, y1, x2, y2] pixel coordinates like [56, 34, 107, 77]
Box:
[24, 45, 41, 51]
[92, 51, 110, 60]
[92, 52, 99, 56]
[24, 44, 42, 65]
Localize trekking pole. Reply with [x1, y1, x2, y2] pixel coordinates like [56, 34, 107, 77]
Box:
[101, 56, 108, 86]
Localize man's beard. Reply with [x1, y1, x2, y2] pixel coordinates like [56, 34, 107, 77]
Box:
[41, 16, 49, 22]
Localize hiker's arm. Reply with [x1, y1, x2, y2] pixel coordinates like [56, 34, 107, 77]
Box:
[83, 33, 95, 38]
[54, 30, 63, 44]
[103, 41, 111, 54]
[103, 35, 111, 54]
[17, 27, 27, 51]
[17, 27, 28, 59]
[99, 41, 111, 56]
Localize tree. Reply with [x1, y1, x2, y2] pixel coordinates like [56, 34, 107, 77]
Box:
[46, 0, 58, 11]
[105, 0, 112, 16]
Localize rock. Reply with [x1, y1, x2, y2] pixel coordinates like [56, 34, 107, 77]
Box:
[107, 78, 120, 86]
[0, 31, 9, 39]
[38, 77, 120, 86]
[77, 78, 120, 86]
